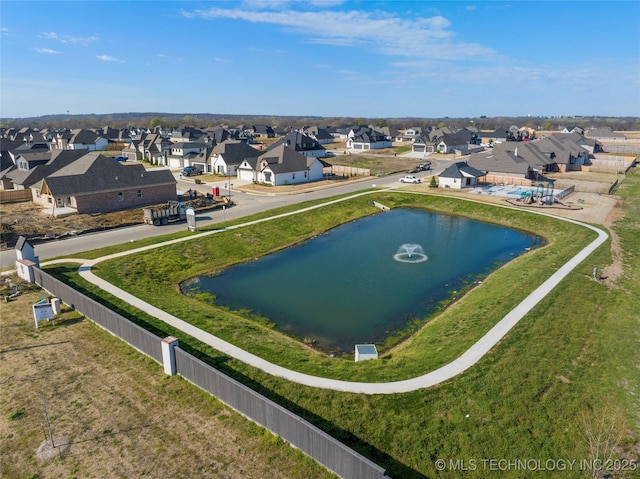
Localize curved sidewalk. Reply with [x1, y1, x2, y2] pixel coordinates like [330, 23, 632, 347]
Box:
[49, 194, 609, 394]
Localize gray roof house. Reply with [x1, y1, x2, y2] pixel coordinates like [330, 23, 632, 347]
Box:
[209, 140, 262, 176]
[237, 144, 325, 186]
[3, 150, 87, 191]
[32, 153, 177, 215]
[467, 133, 594, 180]
[346, 127, 391, 151]
[438, 161, 486, 189]
[269, 131, 327, 158]
[68, 129, 109, 151]
[585, 127, 627, 141]
[467, 147, 535, 178]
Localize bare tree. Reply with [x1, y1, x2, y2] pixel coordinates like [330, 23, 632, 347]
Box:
[578, 404, 627, 479]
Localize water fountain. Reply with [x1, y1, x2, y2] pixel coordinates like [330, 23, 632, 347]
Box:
[393, 244, 428, 263]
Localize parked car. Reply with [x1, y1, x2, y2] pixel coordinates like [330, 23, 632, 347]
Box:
[400, 175, 421, 183]
[113, 156, 128, 162]
[181, 166, 203, 177]
[419, 163, 432, 171]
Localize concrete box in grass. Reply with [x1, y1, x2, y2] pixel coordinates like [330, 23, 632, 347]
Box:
[355, 344, 378, 362]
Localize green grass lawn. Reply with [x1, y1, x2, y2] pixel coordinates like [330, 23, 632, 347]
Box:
[43, 172, 640, 478]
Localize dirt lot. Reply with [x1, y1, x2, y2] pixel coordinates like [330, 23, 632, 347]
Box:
[0, 202, 144, 248]
[0, 290, 336, 479]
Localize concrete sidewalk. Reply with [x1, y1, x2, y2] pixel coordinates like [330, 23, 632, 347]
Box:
[50, 191, 609, 394]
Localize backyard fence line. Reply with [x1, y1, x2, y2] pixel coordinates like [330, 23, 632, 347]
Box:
[330, 165, 371, 177]
[32, 267, 389, 479]
[174, 348, 389, 479]
[33, 268, 163, 363]
[0, 189, 33, 203]
[483, 175, 537, 187]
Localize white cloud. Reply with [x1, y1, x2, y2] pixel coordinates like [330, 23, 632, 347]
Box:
[182, 6, 498, 62]
[39, 31, 58, 39]
[39, 31, 98, 45]
[97, 55, 124, 63]
[34, 48, 62, 54]
[62, 35, 98, 45]
[214, 57, 232, 63]
[242, 0, 345, 9]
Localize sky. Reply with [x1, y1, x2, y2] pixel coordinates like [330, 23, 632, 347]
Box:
[1, 0, 639, 119]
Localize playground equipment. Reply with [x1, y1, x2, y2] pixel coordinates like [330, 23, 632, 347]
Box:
[518, 179, 556, 205]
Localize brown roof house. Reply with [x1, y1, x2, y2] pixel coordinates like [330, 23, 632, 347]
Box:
[31, 153, 177, 216]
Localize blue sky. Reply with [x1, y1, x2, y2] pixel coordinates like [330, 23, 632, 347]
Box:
[1, 1, 639, 119]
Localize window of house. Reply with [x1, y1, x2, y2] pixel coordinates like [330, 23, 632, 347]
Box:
[118, 192, 124, 201]
[137, 189, 142, 198]
[292, 173, 295, 179]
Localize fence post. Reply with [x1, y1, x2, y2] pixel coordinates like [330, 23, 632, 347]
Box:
[161, 336, 179, 375]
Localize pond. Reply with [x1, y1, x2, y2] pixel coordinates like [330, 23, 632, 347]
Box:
[182, 209, 543, 354]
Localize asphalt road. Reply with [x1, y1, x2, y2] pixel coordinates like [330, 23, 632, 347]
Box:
[2, 168, 440, 268]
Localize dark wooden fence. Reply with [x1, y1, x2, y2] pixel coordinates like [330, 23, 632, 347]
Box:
[33, 268, 162, 363]
[33, 268, 389, 479]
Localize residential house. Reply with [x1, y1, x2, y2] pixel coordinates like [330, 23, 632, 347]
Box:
[210, 140, 262, 176]
[52, 129, 73, 150]
[169, 126, 207, 143]
[237, 144, 325, 185]
[466, 133, 594, 180]
[561, 126, 584, 135]
[305, 126, 335, 145]
[67, 129, 109, 151]
[269, 131, 327, 158]
[534, 133, 593, 171]
[252, 125, 275, 139]
[479, 127, 511, 145]
[374, 126, 399, 142]
[467, 147, 537, 181]
[167, 141, 208, 169]
[438, 161, 486, 189]
[221, 127, 251, 142]
[411, 135, 434, 154]
[585, 127, 627, 141]
[31, 153, 176, 215]
[0, 138, 26, 171]
[412, 128, 479, 154]
[399, 127, 422, 142]
[4, 150, 88, 191]
[331, 125, 361, 140]
[126, 133, 172, 164]
[435, 130, 477, 154]
[205, 126, 231, 144]
[346, 127, 392, 151]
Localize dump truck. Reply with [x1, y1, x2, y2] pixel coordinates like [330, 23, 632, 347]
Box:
[143, 196, 231, 226]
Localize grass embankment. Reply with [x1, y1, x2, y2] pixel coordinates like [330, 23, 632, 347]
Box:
[49, 192, 595, 382]
[43, 177, 640, 478]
